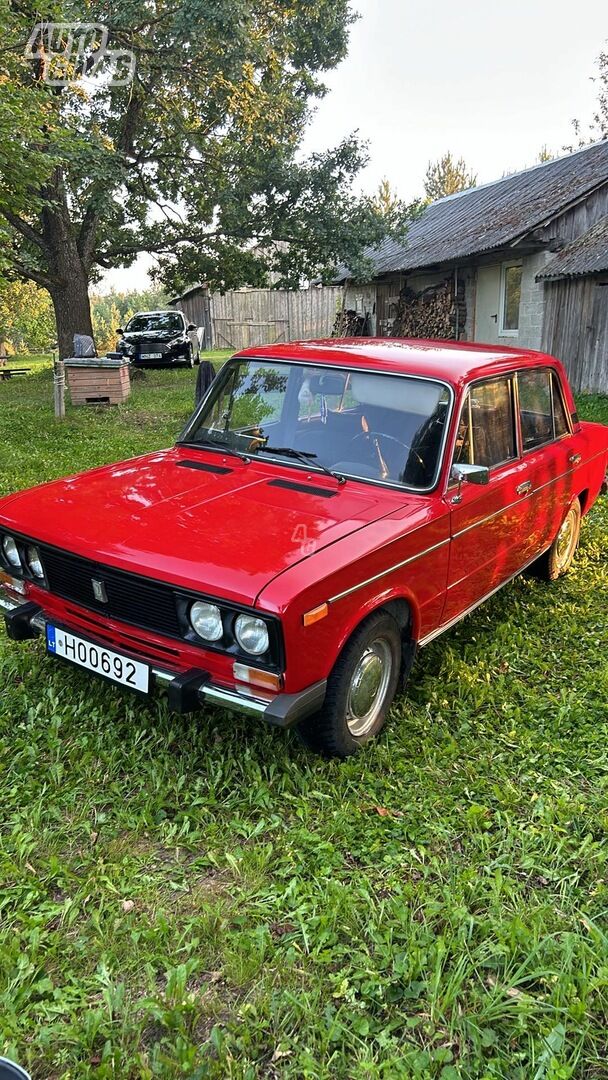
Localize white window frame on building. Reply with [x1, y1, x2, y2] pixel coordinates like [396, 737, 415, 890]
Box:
[499, 261, 523, 336]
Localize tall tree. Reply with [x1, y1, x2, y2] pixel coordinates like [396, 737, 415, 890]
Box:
[566, 43, 608, 149]
[0, 1, 407, 357]
[373, 178, 401, 219]
[423, 152, 477, 202]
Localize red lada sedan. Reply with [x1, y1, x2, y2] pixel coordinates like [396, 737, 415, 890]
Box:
[1, 340, 607, 757]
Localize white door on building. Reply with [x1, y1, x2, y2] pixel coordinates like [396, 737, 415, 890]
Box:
[475, 265, 502, 345]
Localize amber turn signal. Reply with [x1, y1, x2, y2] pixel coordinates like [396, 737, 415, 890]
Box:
[233, 663, 282, 691]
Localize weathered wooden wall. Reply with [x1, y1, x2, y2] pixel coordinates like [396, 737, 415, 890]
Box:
[209, 287, 344, 350]
[541, 275, 608, 393]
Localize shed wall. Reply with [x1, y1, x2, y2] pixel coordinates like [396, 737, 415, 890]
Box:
[541, 275, 608, 393]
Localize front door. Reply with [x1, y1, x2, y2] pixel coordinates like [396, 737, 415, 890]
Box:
[475, 265, 502, 345]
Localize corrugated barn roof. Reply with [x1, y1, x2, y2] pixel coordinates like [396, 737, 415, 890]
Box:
[338, 140, 608, 280]
[537, 214, 608, 280]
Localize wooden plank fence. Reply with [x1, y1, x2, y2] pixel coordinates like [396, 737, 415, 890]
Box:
[209, 287, 344, 350]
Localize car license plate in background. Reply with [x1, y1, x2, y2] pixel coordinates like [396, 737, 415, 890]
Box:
[141, 352, 162, 359]
[46, 625, 149, 692]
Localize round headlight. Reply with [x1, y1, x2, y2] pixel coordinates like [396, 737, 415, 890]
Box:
[190, 601, 223, 642]
[2, 535, 21, 570]
[27, 545, 44, 579]
[234, 614, 269, 656]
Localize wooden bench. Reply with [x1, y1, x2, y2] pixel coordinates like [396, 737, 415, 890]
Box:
[0, 367, 31, 380]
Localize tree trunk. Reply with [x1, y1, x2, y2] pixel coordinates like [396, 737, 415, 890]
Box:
[50, 259, 94, 360]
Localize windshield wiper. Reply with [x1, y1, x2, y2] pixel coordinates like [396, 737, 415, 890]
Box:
[262, 446, 346, 486]
[179, 438, 251, 463]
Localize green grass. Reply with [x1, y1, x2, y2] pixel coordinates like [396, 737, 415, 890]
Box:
[0, 368, 607, 1079]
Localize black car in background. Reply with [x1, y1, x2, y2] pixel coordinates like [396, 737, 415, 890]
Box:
[116, 310, 201, 368]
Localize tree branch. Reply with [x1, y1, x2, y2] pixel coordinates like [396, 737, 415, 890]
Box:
[10, 260, 54, 290]
[2, 209, 50, 253]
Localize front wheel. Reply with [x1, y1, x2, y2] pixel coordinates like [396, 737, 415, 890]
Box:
[298, 610, 402, 758]
[532, 498, 581, 580]
[182, 345, 195, 369]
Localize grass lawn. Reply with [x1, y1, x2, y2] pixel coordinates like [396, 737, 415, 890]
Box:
[0, 362, 607, 1079]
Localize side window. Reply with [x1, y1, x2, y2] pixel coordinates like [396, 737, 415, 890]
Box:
[518, 369, 570, 450]
[453, 378, 516, 470]
[552, 373, 570, 438]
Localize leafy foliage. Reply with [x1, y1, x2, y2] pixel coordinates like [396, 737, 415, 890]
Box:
[371, 177, 408, 221]
[424, 153, 477, 203]
[0, 279, 55, 353]
[565, 41, 608, 148]
[0, 0, 410, 353]
[0, 366, 607, 1077]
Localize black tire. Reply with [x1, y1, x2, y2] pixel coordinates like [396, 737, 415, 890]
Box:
[531, 498, 581, 581]
[182, 345, 194, 369]
[298, 610, 402, 758]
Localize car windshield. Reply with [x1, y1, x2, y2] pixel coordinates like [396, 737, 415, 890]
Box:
[179, 359, 452, 490]
[126, 313, 183, 333]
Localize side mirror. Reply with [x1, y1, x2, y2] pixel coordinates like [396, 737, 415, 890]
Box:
[450, 463, 490, 503]
[116, 328, 124, 335]
[451, 463, 490, 486]
[187, 323, 196, 332]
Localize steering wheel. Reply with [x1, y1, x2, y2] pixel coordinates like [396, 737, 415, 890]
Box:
[349, 431, 425, 478]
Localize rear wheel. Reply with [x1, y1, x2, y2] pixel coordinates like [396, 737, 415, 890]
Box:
[298, 610, 402, 758]
[532, 498, 581, 580]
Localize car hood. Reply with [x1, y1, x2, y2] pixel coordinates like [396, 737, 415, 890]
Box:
[0, 448, 406, 605]
[122, 330, 184, 343]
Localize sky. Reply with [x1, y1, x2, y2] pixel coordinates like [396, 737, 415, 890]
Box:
[99, 0, 607, 293]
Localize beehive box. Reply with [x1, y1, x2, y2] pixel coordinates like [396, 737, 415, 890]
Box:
[64, 357, 131, 405]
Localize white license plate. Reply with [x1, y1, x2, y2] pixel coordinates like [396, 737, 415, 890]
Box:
[141, 352, 162, 359]
[46, 625, 149, 692]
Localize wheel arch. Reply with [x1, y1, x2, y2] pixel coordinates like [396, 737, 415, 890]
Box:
[329, 588, 420, 686]
[577, 488, 590, 515]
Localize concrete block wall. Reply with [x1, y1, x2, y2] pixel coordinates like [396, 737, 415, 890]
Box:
[513, 251, 551, 351]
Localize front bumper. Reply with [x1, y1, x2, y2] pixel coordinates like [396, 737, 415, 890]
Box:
[1, 594, 326, 729]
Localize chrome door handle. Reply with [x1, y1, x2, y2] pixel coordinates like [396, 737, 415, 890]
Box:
[516, 480, 532, 495]
[569, 453, 581, 465]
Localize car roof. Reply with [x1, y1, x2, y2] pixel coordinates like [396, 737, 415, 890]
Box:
[235, 337, 561, 387]
[131, 310, 182, 317]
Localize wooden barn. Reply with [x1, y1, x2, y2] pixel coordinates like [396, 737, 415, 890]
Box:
[338, 140, 608, 393]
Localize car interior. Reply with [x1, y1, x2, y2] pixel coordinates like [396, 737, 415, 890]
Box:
[291, 371, 449, 487]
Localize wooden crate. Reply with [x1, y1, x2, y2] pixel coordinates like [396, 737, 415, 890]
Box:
[65, 360, 131, 405]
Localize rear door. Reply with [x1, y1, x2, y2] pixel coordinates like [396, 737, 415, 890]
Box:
[515, 367, 582, 557]
[443, 374, 532, 623]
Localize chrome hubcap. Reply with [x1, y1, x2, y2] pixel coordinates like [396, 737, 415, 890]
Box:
[346, 638, 393, 738]
[556, 511, 575, 568]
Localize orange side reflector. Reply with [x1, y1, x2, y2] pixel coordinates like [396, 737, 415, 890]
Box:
[303, 602, 328, 627]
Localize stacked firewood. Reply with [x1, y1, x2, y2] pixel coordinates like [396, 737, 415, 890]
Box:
[390, 277, 466, 340]
[332, 308, 370, 338]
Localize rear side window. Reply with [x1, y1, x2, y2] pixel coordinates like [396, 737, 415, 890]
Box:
[518, 369, 570, 450]
[552, 375, 570, 438]
[453, 377, 516, 469]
